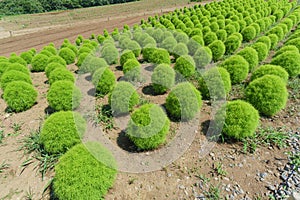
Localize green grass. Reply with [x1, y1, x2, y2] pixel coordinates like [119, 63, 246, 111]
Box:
[213, 162, 227, 177]
[289, 151, 300, 170]
[242, 126, 289, 154]
[204, 184, 221, 200]
[0, 161, 10, 173]
[0, 129, 4, 143]
[20, 130, 61, 179]
[95, 103, 114, 130]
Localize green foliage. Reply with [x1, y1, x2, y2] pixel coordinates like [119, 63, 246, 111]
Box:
[110, 81, 139, 115]
[101, 45, 119, 65]
[142, 44, 156, 62]
[160, 37, 177, 53]
[241, 26, 256, 42]
[151, 64, 175, 94]
[245, 75, 288, 116]
[256, 36, 271, 50]
[120, 50, 136, 67]
[251, 64, 289, 83]
[0, 62, 10, 77]
[31, 54, 49, 72]
[80, 56, 108, 74]
[285, 38, 300, 52]
[76, 52, 89, 67]
[198, 67, 231, 100]
[224, 35, 241, 55]
[40, 111, 86, 154]
[53, 143, 117, 200]
[149, 48, 170, 65]
[5, 63, 30, 75]
[194, 46, 212, 69]
[219, 55, 249, 84]
[123, 59, 141, 81]
[92, 67, 116, 96]
[165, 82, 202, 121]
[49, 68, 75, 85]
[58, 48, 76, 65]
[172, 43, 189, 59]
[3, 81, 37, 112]
[47, 80, 82, 111]
[267, 26, 284, 41]
[45, 62, 66, 78]
[47, 55, 67, 66]
[216, 100, 259, 140]
[0, 70, 32, 90]
[237, 47, 259, 71]
[20, 52, 33, 64]
[174, 55, 195, 78]
[9, 55, 27, 66]
[43, 46, 57, 55]
[274, 45, 299, 58]
[126, 104, 170, 150]
[204, 32, 218, 46]
[208, 40, 225, 62]
[268, 34, 279, 50]
[251, 42, 268, 62]
[216, 29, 227, 42]
[270, 51, 300, 77]
[187, 36, 204, 55]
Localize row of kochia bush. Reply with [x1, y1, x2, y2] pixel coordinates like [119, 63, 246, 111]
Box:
[0, 0, 300, 199]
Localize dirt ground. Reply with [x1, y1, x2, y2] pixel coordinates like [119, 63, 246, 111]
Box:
[0, 0, 299, 199]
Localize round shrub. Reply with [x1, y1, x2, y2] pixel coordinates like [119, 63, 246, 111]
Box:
[174, 55, 195, 78]
[270, 51, 300, 77]
[187, 36, 204, 55]
[126, 41, 142, 57]
[165, 82, 202, 121]
[92, 67, 116, 96]
[110, 81, 139, 115]
[175, 32, 189, 43]
[151, 64, 175, 94]
[3, 81, 37, 112]
[101, 45, 119, 65]
[45, 62, 66, 78]
[198, 67, 231, 100]
[58, 48, 76, 65]
[172, 43, 189, 59]
[216, 100, 259, 140]
[126, 104, 170, 150]
[224, 35, 241, 55]
[0, 70, 32, 90]
[40, 111, 86, 154]
[122, 59, 141, 81]
[76, 53, 89, 67]
[160, 37, 177, 53]
[80, 56, 108, 74]
[149, 48, 170, 65]
[285, 38, 300, 52]
[251, 64, 289, 83]
[0, 62, 10, 77]
[142, 44, 156, 62]
[208, 40, 225, 62]
[47, 80, 82, 111]
[53, 143, 117, 200]
[267, 27, 284, 41]
[241, 26, 256, 42]
[251, 42, 268, 62]
[219, 55, 249, 84]
[43, 46, 57, 55]
[268, 34, 279, 50]
[204, 32, 218, 46]
[20, 52, 33, 64]
[273, 45, 299, 58]
[78, 46, 93, 55]
[120, 50, 136, 67]
[66, 44, 78, 56]
[256, 36, 271, 50]
[194, 46, 213, 69]
[39, 50, 52, 57]
[9, 56, 27, 67]
[250, 23, 261, 36]
[224, 24, 236, 36]
[245, 75, 288, 116]
[49, 68, 75, 85]
[216, 29, 228, 42]
[47, 55, 67, 66]
[31, 54, 49, 72]
[237, 47, 259, 71]
[5, 63, 30, 75]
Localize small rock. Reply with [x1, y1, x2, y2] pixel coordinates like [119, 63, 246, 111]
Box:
[267, 185, 276, 191]
[259, 172, 268, 179]
[179, 185, 185, 190]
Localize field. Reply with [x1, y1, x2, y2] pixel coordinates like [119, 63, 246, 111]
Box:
[0, 0, 300, 199]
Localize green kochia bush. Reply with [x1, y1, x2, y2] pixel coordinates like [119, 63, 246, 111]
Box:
[172, 43, 189, 59]
[208, 40, 225, 62]
[0, 62, 10, 77]
[270, 51, 300, 77]
[47, 55, 67, 66]
[273, 45, 299, 58]
[245, 75, 288, 116]
[126, 104, 170, 150]
[31, 54, 49, 72]
[237, 47, 259, 71]
[219, 55, 249, 84]
[198, 67, 231, 100]
[5, 63, 30, 75]
[53, 143, 117, 200]
[251, 42, 268, 62]
[47, 81, 82, 111]
[165, 82, 202, 121]
[59, 48, 76, 65]
[256, 36, 271, 50]
[101, 45, 119, 65]
[110, 81, 139, 115]
[3, 81, 37, 112]
[285, 38, 300, 52]
[20, 52, 33, 64]
[45, 62, 66, 78]
[149, 48, 170, 65]
[40, 111, 86, 154]
[80, 56, 108, 74]
[92, 67, 116, 96]
[9, 55, 27, 67]
[174, 55, 195, 78]
[224, 35, 241, 55]
[0, 70, 32, 90]
[268, 34, 279, 50]
[151, 64, 175, 94]
[250, 64, 289, 83]
[120, 50, 136, 67]
[241, 26, 256, 42]
[123, 59, 141, 81]
[216, 100, 259, 140]
[204, 32, 218, 46]
[49, 68, 75, 85]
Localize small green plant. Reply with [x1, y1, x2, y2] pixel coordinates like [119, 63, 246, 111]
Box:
[208, 40, 225, 62]
[271, 51, 300, 78]
[241, 25, 256, 42]
[3, 81, 37, 112]
[151, 64, 175, 94]
[237, 47, 259, 71]
[101, 44, 119, 65]
[45, 62, 66, 78]
[126, 103, 170, 150]
[95, 104, 114, 130]
[213, 162, 227, 177]
[149, 48, 171, 65]
[268, 34, 279, 50]
[251, 42, 269, 62]
[0, 70, 32, 90]
[9, 55, 27, 67]
[24, 187, 34, 200]
[0, 129, 4, 143]
[250, 64, 289, 83]
[0, 161, 9, 173]
[174, 55, 196, 78]
[120, 50, 136, 67]
[49, 68, 75, 85]
[204, 184, 221, 200]
[47, 55, 67, 66]
[92, 67, 116, 96]
[224, 35, 241, 55]
[58, 47, 76, 65]
[31, 54, 49, 72]
[5, 63, 30, 75]
[273, 45, 299, 58]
